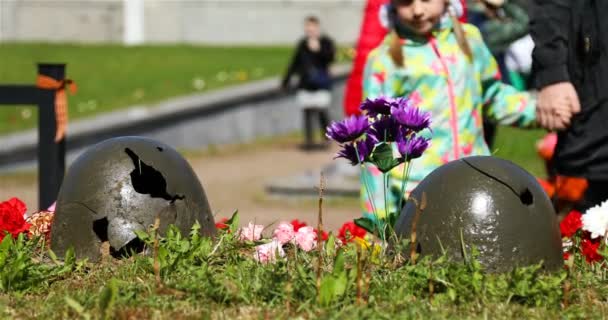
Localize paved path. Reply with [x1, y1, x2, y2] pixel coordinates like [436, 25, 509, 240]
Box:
[1, 137, 361, 233]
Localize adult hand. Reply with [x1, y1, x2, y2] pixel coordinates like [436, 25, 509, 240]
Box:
[536, 82, 581, 131]
[307, 38, 321, 52]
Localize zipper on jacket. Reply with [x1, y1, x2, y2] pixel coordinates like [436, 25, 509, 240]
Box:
[429, 37, 460, 160]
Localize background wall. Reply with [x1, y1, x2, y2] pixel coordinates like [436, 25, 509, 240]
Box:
[0, 0, 366, 44]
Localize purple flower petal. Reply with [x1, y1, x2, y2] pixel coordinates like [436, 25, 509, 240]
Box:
[390, 101, 431, 132]
[397, 134, 430, 161]
[357, 136, 378, 161]
[368, 117, 401, 142]
[334, 137, 377, 166]
[360, 97, 397, 117]
[326, 115, 370, 143]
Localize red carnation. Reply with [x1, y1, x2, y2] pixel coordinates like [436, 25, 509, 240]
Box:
[290, 219, 307, 232]
[0, 197, 31, 241]
[338, 221, 367, 243]
[560, 210, 582, 238]
[314, 229, 329, 241]
[215, 217, 229, 230]
[581, 237, 603, 263]
[563, 252, 570, 261]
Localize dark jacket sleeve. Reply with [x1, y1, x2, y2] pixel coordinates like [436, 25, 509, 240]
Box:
[530, 0, 572, 88]
[282, 41, 304, 87]
[319, 36, 336, 66]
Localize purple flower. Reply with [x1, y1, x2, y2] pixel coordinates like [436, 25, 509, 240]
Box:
[359, 97, 396, 117]
[390, 102, 431, 132]
[397, 134, 430, 161]
[326, 115, 370, 143]
[335, 137, 377, 166]
[368, 117, 401, 142]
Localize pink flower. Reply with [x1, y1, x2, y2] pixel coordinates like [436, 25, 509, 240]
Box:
[238, 222, 264, 241]
[273, 222, 295, 245]
[294, 226, 317, 252]
[253, 239, 285, 264]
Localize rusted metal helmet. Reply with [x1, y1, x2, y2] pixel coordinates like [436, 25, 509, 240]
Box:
[394, 156, 563, 272]
[50, 136, 216, 261]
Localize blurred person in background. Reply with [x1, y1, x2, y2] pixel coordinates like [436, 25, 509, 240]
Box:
[531, 0, 608, 211]
[467, 0, 530, 148]
[282, 16, 336, 150]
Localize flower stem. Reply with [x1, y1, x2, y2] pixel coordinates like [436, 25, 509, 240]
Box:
[383, 172, 389, 236]
[397, 160, 411, 213]
[355, 145, 379, 218]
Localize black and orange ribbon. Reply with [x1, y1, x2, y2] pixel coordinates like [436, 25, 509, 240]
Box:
[36, 75, 77, 142]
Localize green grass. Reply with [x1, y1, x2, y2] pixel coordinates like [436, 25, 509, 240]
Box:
[492, 126, 547, 177]
[1, 222, 607, 319]
[0, 43, 296, 134]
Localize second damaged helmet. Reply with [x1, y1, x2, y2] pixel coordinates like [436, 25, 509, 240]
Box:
[394, 156, 563, 272]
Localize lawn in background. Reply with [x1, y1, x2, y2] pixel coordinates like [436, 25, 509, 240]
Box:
[0, 43, 544, 176]
[0, 43, 296, 134]
[492, 126, 547, 177]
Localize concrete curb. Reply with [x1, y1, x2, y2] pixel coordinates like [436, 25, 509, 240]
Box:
[0, 64, 352, 166]
[266, 161, 360, 198]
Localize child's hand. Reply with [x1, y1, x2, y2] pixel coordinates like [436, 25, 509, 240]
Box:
[536, 82, 581, 131]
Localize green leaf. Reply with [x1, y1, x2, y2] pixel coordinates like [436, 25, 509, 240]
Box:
[63, 248, 76, 267]
[48, 249, 59, 265]
[324, 234, 337, 257]
[370, 142, 400, 173]
[333, 249, 346, 275]
[386, 211, 400, 229]
[99, 278, 118, 320]
[380, 211, 400, 240]
[354, 217, 376, 234]
[64, 296, 90, 319]
[447, 288, 457, 302]
[227, 210, 240, 234]
[133, 229, 151, 243]
[319, 276, 336, 305]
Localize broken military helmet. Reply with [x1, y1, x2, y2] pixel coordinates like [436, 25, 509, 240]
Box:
[50, 136, 216, 261]
[394, 156, 563, 272]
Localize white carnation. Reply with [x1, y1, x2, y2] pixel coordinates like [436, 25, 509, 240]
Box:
[582, 200, 608, 239]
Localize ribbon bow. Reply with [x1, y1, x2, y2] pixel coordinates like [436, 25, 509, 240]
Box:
[36, 75, 77, 142]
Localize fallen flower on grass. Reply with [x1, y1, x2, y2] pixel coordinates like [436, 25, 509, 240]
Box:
[238, 222, 264, 241]
[560, 210, 582, 238]
[253, 239, 285, 264]
[290, 219, 307, 231]
[215, 218, 230, 230]
[273, 221, 295, 245]
[582, 200, 608, 239]
[294, 226, 317, 252]
[0, 197, 31, 241]
[27, 210, 54, 242]
[338, 221, 367, 243]
[582, 238, 603, 263]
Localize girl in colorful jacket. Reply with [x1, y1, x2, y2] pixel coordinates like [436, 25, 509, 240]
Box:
[360, 0, 536, 219]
